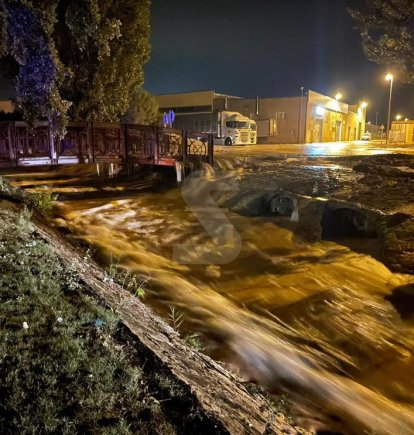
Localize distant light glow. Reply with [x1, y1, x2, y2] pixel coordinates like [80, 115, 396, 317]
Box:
[316, 106, 325, 116]
[335, 93, 342, 101]
[385, 73, 394, 81]
[396, 114, 402, 121]
[328, 142, 346, 153]
[361, 101, 368, 108]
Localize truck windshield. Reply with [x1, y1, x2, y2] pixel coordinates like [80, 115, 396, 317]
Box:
[226, 121, 250, 129]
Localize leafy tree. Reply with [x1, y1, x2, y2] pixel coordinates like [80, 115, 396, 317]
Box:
[122, 88, 159, 125]
[0, 0, 151, 135]
[56, 0, 151, 122]
[0, 1, 70, 135]
[348, 1, 414, 83]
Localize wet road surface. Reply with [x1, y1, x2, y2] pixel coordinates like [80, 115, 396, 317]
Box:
[216, 140, 414, 157]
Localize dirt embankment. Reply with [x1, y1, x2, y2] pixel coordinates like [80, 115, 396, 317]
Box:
[0, 182, 310, 434]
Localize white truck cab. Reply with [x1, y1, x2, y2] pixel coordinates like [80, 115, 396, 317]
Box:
[217, 111, 257, 145]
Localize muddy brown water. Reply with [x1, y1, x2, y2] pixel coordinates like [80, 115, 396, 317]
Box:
[5, 165, 414, 435]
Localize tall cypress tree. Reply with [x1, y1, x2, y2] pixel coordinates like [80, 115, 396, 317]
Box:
[0, 0, 151, 134]
[348, 1, 414, 83]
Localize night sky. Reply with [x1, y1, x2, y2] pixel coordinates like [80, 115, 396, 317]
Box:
[145, 0, 414, 124]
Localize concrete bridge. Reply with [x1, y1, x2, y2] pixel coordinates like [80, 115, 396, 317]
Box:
[0, 121, 214, 170]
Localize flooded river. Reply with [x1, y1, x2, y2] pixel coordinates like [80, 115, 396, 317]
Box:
[6, 165, 414, 434]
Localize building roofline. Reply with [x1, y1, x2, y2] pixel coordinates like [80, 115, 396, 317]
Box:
[155, 89, 360, 106]
[155, 90, 215, 97]
[214, 92, 243, 99]
[155, 90, 244, 99]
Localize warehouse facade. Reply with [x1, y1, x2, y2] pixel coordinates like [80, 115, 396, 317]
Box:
[155, 90, 367, 144]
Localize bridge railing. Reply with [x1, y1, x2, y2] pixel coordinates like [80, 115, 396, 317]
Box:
[0, 121, 214, 168]
[0, 122, 13, 165]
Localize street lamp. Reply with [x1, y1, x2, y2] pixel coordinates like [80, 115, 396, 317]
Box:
[396, 114, 402, 121]
[385, 73, 394, 143]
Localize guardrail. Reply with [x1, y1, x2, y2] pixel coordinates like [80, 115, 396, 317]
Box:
[0, 121, 214, 168]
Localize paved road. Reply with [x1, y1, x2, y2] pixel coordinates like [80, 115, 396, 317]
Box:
[215, 140, 414, 157]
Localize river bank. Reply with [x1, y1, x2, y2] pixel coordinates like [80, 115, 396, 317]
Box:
[0, 178, 307, 434]
[2, 157, 414, 434]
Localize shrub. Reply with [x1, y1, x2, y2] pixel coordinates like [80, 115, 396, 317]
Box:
[27, 190, 58, 214]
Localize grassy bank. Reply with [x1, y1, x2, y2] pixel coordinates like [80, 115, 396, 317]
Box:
[0, 173, 312, 435]
[0, 195, 223, 433]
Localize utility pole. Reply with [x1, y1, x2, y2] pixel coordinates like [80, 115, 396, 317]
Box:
[385, 74, 394, 144]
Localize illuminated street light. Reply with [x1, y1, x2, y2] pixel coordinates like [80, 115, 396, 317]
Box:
[385, 73, 394, 143]
[335, 93, 343, 101]
[361, 101, 368, 109]
[405, 118, 409, 121]
[396, 114, 402, 121]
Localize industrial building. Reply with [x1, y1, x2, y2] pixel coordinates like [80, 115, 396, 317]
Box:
[155, 90, 367, 144]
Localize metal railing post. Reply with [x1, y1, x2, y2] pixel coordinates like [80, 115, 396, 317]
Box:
[87, 122, 95, 163]
[48, 123, 54, 164]
[208, 133, 214, 165]
[7, 122, 16, 166]
[182, 130, 187, 164]
[154, 126, 159, 165]
[123, 123, 130, 172]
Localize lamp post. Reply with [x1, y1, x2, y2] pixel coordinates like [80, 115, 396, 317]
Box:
[385, 73, 394, 143]
[335, 93, 342, 141]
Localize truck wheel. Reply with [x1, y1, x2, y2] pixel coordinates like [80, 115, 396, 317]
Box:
[225, 137, 232, 146]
